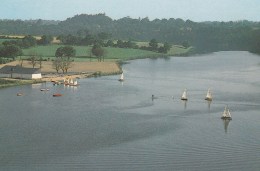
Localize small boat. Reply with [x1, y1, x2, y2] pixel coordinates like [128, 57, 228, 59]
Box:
[53, 93, 62, 97]
[70, 80, 78, 86]
[205, 88, 212, 101]
[181, 89, 188, 101]
[64, 78, 79, 86]
[17, 93, 23, 96]
[118, 73, 124, 81]
[53, 81, 61, 85]
[151, 94, 158, 100]
[40, 88, 50, 91]
[221, 105, 232, 120]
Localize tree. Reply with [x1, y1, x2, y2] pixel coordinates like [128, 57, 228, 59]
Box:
[55, 46, 76, 59]
[158, 42, 172, 53]
[37, 35, 53, 45]
[91, 43, 105, 62]
[116, 40, 124, 48]
[182, 40, 190, 48]
[22, 35, 37, 48]
[105, 40, 114, 47]
[149, 39, 158, 51]
[1, 45, 22, 60]
[55, 46, 75, 73]
[60, 57, 72, 73]
[38, 55, 43, 68]
[52, 58, 62, 73]
[28, 51, 41, 68]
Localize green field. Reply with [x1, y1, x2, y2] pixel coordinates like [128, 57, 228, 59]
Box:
[0, 39, 191, 62]
[21, 45, 165, 61]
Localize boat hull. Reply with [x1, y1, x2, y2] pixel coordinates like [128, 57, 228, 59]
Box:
[53, 93, 62, 97]
[221, 116, 232, 120]
[205, 97, 212, 101]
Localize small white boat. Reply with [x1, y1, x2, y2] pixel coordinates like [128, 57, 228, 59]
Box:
[205, 88, 212, 101]
[118, 73, 124, 81]
[17, 93, 23, 96]
[181, 89, 188, 101]
[40, 88, 49, 91]
[69, 79, 78, 86]
[221, 105, 232, 120]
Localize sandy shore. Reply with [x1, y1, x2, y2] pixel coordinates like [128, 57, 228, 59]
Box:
[0, 61, 122, 82]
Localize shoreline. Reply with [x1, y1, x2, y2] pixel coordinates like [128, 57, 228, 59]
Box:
[0, 61, 122, 88]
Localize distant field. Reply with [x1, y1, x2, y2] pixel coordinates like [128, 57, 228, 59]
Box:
[21, 45, 161, 61]
[0, 37, 191, 61]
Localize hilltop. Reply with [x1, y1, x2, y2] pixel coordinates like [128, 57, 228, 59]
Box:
[0, 13, 260, 53]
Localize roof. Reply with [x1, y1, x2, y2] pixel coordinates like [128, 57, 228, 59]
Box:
[0, 65, 41, 74]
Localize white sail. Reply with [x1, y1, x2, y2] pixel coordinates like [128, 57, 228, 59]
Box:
[119, 73, 124, 81]
[205, 88, 212, 100]
[73, 80, 78, 85]
[227, 108, 232, 118]
[222, 106, 228, 117]
[222, 105, 232, 119]
[120, 73, 124, 80]
[181, 89, 187, 100]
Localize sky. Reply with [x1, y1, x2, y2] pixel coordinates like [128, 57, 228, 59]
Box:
[0, 0, 260, 22]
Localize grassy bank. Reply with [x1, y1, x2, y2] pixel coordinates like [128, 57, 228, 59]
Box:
[0, 78, 43, 88]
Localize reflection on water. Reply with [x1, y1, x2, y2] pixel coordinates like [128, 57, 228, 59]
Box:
[182, 100, 187, 109]
[1, 51, 260, 171]
[207, 100, 212, 111]
[223, 119, 231, 133]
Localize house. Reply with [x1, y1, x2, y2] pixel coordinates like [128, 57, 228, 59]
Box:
[0, 65, 42, 79]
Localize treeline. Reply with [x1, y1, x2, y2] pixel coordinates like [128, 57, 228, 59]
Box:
[0, 13, 260, 54]
[0, 35, 54, 63]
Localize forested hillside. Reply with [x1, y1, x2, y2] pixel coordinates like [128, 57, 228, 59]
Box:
[0, 13, 260, 54]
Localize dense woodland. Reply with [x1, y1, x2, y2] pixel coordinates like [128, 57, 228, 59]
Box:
[0, 13, 260, 54]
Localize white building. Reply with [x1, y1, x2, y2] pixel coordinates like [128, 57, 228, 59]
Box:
[0, 65, 42, 79]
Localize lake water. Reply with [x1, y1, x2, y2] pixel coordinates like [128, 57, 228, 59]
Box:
[1, 51, 260, 171]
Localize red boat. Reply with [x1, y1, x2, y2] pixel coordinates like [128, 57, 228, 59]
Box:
[53, 93, 62, 97]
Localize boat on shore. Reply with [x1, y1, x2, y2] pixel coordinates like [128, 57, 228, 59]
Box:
[64, 78, 79, 86]
[221, 105, 232, 120]
[181, 89, 188, 101]
[52, 80, 61, 85]
[205, 88, 212, 101]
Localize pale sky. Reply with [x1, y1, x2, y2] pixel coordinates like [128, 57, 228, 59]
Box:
[0, 0, 259, 21]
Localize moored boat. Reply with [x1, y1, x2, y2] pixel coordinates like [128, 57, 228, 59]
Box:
[118, 73, 124, 81]
[181, 89, 188, 101]
[205, 88, 212, 101]
[17, 93, 23, 96]
[40, 88, 49, 91]
[53, 93, 62, 97]
[221, 105, 232, 120]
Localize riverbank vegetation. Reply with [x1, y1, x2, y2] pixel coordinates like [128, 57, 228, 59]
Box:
[0, 13, 259, 54]
[0, 78, 42, 88]
[0, 13, 259, 87]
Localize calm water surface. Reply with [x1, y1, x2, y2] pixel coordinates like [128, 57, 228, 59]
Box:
[1, 51, 260, 171]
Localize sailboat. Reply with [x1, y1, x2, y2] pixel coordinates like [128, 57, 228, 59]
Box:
[118, 73, 124, 81]
[221, 105, 232, 120]
[181, 89, 188, 101]
[205, 88, 212, 101]
[40, 81, 49, 91]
